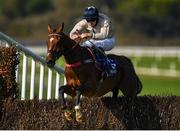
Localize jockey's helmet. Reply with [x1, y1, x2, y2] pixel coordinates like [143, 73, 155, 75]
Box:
[83, 6, 99, 22]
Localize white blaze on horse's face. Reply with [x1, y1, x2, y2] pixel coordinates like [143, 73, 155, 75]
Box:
[50, 37, 54, 43]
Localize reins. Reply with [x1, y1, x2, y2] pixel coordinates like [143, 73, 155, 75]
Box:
[49, 33, 79, 50]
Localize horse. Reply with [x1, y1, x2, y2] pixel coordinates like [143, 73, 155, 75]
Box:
[46, 23, 143, 123]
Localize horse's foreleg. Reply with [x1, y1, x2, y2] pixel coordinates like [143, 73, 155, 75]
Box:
[75, 88, 83, 122]
[59, 85, 67, 109]
[59, 85, 74, 121]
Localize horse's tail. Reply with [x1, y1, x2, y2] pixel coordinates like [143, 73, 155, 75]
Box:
[117, 55, 143, 95]
[122, 55, 143, 95]
[136, 74, 143, 95]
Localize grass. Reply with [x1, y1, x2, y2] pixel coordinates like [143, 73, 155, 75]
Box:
[139, 75, 180, 96]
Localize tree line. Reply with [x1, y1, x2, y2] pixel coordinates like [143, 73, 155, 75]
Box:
[0, 0, 53, 19]
[0, 0, 180, 38]
[115, 0, 180, 37]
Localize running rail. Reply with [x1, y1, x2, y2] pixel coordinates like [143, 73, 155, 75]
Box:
[0, 32, 65, 100]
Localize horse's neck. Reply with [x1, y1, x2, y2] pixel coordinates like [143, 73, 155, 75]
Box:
[63, 33, 82, 64]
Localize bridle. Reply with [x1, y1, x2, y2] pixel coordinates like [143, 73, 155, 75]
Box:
[48, 33, 61, 37]
[48, 32, 79, 53]
[47, 32, 80, 62]
[47, 33, 64, 61]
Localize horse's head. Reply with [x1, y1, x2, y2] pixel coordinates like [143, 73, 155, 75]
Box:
[46, 23, 64, 68]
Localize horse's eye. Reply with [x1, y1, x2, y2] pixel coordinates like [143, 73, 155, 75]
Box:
[57, 37, 60, 41]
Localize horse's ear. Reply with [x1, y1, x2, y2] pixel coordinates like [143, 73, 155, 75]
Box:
[61, 22, 64, 31]
[48, 24, 52, 34]
[56, 22, 64, 33]
[56, 25, 62, 33]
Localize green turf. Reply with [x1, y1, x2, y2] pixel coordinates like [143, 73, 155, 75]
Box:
[139, 75, 180, 96]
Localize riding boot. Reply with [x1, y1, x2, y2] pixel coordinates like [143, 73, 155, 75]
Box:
[105, 60, 117, 77]
[92, 46, 116, 77]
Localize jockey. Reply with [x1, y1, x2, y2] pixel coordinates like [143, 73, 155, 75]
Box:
[70, 6, 116, 76]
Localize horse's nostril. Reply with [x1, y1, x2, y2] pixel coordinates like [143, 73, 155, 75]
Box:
[47, 60, 55, 68]
[48, 59, 52, 63]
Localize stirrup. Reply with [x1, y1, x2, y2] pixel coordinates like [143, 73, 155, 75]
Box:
[106, 69, 117, 77]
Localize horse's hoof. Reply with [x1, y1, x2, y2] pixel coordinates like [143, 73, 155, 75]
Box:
[74, 105, 83, 123]
[64, 110, 73, 121]
[75, 109, 83, 123]
[76, 113, 83, 123]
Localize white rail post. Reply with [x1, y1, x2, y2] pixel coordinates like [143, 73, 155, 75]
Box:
[16, 65, 19, 83]
[5, 41, 9, 47]
[47, 69, 52, 100]
[39, 64, 44, 100]
[30, 59, 36, 99]
[63, 76, 67, 98]
[55, 73, 60, 99]
[21, 54, 28, 100]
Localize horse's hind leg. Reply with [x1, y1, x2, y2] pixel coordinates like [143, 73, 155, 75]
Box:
[136, 75, 143, 95]
[111, 87, 119, 99]
[121, 75, 138, 129]
[59, 85, 75, 121]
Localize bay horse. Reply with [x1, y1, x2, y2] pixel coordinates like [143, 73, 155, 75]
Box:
[46, 23, 142, 123]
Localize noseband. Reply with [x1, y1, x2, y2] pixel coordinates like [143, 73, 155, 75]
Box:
[48, 33, 62, 37]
